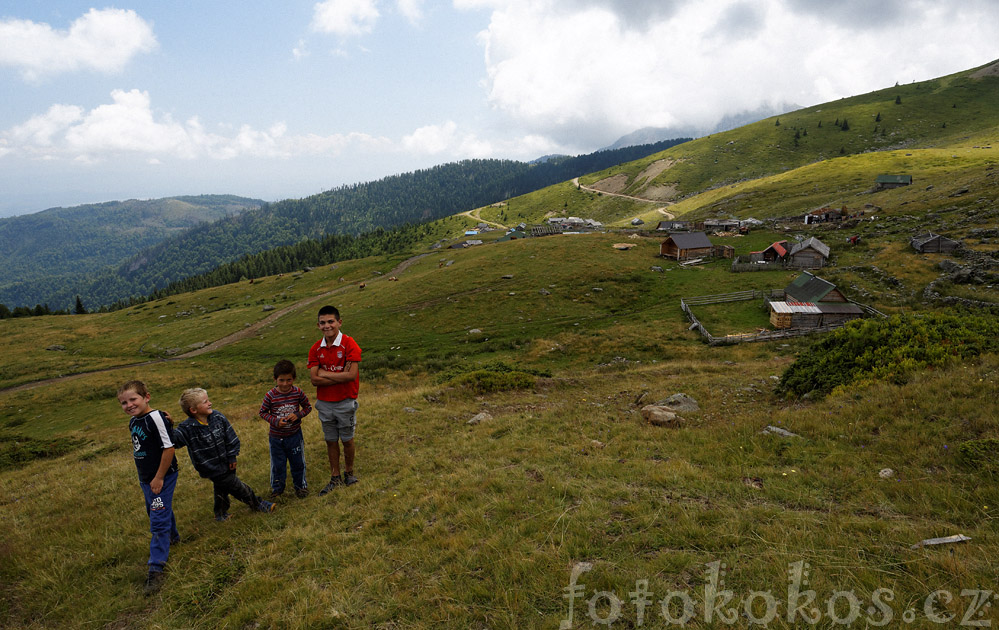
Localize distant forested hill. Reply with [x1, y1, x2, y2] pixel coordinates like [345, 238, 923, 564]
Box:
[3, 140, 687, 310]
[0, 195, 262, 309]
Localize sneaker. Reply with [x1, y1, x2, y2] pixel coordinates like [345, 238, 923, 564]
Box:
[294, 487, 309, 498]
[215, 513, 231, 522]
[269, 490, 284, 500]
[319, 475, 344, 496]
[343, 472, 358, 486]
[143, 570, 165, 596]
[257, 500, 276, 513]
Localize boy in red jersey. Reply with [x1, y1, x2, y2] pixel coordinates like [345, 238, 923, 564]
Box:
[308, 305, 361, 495]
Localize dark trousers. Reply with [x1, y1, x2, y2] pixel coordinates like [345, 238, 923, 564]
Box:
[269, 430, 307, 493]
[210, 470, 261, 516]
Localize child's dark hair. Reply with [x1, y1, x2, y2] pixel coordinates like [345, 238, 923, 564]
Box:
[274, 359, 296, 379]
[117, 379, 149, 398]
[318, 305, 340, 320]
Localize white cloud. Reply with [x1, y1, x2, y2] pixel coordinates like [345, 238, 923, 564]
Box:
[397, 0, 425, 24]
[292, 39, 310, 60]
[0, 90, 397, 164]
[0, 8, 156, 81]
[311, 0, 381, 36]
[463, 0, 999, 145]
[401, 120, 559, 159]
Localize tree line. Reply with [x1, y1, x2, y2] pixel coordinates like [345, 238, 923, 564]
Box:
[2, 140, 690, 313]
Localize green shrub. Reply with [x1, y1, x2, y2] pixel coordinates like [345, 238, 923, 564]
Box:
[448, 369, 536, 394]
[0, 434, 84, 472]
[776, 313, 999, 399]
[434, 360, 550, 385]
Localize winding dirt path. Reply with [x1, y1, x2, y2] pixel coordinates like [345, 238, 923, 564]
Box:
[459, 208, 507, 230]
[0, 253, 431, 394]
[572, 178, 675, 219]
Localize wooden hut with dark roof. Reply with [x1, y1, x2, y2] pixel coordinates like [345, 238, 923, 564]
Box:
[660, 232, 713, 261]
[910, 232, 961, 254]
[769, 271, 863, 329]
[788, 237, 830, 268]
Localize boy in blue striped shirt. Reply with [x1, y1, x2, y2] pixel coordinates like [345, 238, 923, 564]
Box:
[259, 359, 312, 499]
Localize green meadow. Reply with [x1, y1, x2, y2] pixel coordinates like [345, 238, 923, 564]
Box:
[3, 226, 998, 629]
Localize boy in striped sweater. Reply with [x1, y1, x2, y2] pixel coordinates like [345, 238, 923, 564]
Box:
[259, 359, 312, 499]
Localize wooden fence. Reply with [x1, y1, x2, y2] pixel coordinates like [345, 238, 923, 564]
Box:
[680, 290, 882, 346]
[730, 256, 827, 273]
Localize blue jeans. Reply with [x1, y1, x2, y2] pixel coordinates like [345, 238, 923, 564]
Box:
[269, 430, 306, 493]
[140, 470, 179, 571]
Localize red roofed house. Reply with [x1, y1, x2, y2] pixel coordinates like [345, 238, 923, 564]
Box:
[750, 240, 789, 263]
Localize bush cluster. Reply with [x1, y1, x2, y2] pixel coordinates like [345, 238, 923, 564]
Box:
[776, 313, 999, 399]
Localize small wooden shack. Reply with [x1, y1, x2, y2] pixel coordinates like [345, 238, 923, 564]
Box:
[701, 218, 741, 232]
[876, 174, 913, 189]
[656, 220, 692, 231]
[712, 244, 735, 259]
[804, 206, 845, 224]
[769, 300, 864, 329]
[911, 232, 961, 254]
[660, 232, 713, 261]
[769, 272, 864, 329]
[788, 237, 830, 268]
[769, 301, 822, 329]
[784, 271, 846, 303]
[750, 240, 789, 263]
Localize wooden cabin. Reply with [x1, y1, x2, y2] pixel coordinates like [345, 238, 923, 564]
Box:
[875, 174, 912, 189]
[660, 232, 713, 261]
[701, 218, 741, 232]
[768, 300, 864, 329]
[750, 240, 789, 263]
[788, 237, 830, 268]
[656, 220, 692, 231]
[911, 232, 961, 254]
[783, 271, 846, 302]
[770, 273, 864, 328]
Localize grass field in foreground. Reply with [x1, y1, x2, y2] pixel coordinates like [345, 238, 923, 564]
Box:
[2, 231, 998, 628]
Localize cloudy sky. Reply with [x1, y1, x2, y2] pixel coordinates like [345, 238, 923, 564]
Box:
[1, 0, 996, 216]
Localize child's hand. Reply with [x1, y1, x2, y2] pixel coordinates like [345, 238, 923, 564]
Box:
[151, 477, 164, 494]
[229, 460, 237, 471]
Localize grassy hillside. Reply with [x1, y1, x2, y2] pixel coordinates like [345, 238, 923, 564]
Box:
[2, 227, 998, 628]
[472, 60, 999, 229]
[621, 59, 999, 203]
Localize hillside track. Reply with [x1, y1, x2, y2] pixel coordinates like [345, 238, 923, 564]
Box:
[460, 208, 507, 230]
[0, 253, 431, 394]
[572, 178, 675, 219]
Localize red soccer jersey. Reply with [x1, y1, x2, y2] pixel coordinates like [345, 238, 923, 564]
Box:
[307, 332, 361, 402]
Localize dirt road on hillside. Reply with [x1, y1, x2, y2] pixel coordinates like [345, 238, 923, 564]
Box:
[572, 178, 675, 220]
[0, 253, 431, 394]
[460, 208, 507, 230]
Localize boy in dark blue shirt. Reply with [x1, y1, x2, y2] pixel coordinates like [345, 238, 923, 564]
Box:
[118, 379, 180, 596]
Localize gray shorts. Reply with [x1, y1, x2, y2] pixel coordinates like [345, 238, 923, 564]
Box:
[316, 398, 357, 443]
